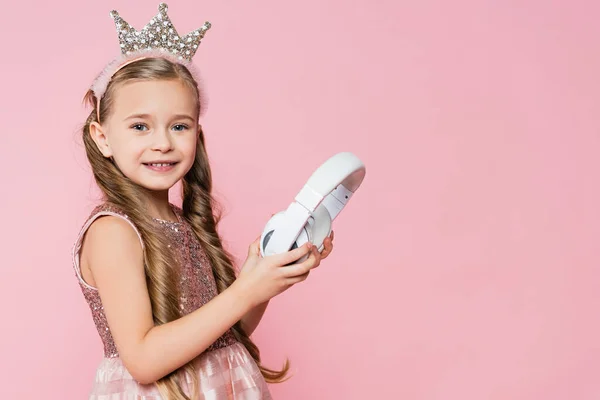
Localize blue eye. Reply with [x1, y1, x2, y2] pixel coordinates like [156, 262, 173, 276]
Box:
[131, 123, 148, 131]
[172, 124, 189, 132]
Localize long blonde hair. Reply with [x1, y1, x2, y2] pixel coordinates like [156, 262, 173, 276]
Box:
[81, 57, 289, 399]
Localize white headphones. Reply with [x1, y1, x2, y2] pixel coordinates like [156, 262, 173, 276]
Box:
[259, 152, 366, 263]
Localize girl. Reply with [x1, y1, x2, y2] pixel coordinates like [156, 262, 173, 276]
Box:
[72, 4, 334, 399]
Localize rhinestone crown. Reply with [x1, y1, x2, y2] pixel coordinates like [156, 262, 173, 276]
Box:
[110, 3, 211, 61]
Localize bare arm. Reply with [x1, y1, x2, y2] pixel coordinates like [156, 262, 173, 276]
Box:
[240, 301, 269, 335]
[237, 231, 334, 336]
[82, 216, 254, 384]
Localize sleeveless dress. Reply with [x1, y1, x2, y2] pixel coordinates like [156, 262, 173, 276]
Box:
[72, 203, 272, 399]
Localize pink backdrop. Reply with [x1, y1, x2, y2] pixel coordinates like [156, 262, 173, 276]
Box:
[1, 0, 599, 398]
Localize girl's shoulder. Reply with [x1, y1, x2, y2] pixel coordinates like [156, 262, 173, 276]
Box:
[75, 202, 142, 247]
[86, 202, 129, 219]
[73, 202, 144, 256]
[87, 202, 140, 234]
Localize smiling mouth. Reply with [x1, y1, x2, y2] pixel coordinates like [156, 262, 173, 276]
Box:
[144, 162, 177, 167]
[143, 162, 179, 171]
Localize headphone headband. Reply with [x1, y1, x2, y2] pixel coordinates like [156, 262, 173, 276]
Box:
[295, 152, 366, 212]
[262, 152, 366, 256]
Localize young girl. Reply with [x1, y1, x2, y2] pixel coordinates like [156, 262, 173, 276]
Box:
[72, 4, 334, 399]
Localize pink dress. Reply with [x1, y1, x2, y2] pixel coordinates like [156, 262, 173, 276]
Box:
[72, 203, 272, 399]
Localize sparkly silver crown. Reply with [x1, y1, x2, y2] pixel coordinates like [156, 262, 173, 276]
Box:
[110, 3, 211, 61]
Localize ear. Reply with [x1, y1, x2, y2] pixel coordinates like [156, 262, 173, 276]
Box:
[89, 121, 113, 158]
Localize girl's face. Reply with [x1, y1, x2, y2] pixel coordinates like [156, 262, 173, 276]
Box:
[91, 79, 199, 192]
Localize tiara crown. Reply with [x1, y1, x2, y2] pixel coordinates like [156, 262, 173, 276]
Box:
[109, 3, 211, 61]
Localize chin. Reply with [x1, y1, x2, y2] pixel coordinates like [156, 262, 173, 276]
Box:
[125, 175, 178, 192]
[145, 184, 177, 192]
[139, 180, 179, 192]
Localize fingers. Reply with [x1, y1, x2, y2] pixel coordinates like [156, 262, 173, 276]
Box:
[268, 242, 313, 265]
[249, 237, 260, 252]
[319, 230, 335, 259]
[263, 229, 334, 265]
[281, 246, 321, 278]
[247, 235, 263, 259]
[286, 270, 310, 285]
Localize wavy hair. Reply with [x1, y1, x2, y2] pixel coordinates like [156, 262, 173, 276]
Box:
[81, 57, 289, 399]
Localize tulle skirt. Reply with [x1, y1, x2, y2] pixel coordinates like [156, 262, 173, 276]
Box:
[88, 342, 272, 399]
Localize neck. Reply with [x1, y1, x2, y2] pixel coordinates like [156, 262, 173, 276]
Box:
[142, 189, 177, 222]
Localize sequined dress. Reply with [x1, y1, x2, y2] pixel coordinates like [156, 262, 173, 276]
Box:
[72, 203, 272, 399]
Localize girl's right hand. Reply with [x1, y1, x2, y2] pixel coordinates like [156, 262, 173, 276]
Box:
[234, 236, 322, 307]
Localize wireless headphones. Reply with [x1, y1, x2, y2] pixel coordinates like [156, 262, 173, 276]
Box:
[259, 152, 366, 263]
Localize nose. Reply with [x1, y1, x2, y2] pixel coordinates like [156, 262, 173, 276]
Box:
[151, 128, 174, 152]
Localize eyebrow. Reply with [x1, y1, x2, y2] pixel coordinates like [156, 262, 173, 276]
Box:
[124, 113, 196, 122]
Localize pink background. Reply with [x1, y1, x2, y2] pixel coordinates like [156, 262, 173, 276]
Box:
[1, 0, 599, 398]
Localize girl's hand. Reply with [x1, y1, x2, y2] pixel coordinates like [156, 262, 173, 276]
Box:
[262, 212, 336, 260]
[234, 236, 323, 307]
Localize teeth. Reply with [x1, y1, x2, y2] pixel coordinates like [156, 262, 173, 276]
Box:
[149, 163, 173, 167]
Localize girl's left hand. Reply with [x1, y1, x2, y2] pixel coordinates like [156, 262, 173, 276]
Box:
[266, 213, 335, 259]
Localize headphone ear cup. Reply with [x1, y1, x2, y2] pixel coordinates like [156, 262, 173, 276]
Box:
[307, 204, 332, 252]
[260, 212, 286, 257]
[289, 225, 310, 264]
[260, 212, 310, 263]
